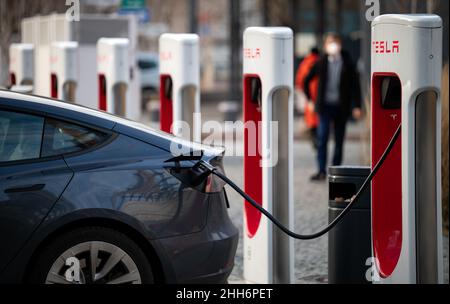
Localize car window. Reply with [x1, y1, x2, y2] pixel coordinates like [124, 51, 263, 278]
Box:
[42, 118, 109, 157]
[0, 110, 44, 163]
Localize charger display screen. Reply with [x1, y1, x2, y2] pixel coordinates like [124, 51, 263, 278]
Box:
[381, 76, 401, 109]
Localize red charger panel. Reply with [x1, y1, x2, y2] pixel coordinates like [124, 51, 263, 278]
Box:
[371, 73, 402, 278]
[51, 74, 58, 98]
[160, 74, 173, 134]
[243, 74, 262, 238]
[98, 74, 107, 111]
[10, 73, 16, 86]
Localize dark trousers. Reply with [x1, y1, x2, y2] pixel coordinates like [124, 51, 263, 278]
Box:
[317, 104, 347, 173]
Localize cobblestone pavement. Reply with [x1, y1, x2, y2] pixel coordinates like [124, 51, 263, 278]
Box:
[223, 133, 449, 284]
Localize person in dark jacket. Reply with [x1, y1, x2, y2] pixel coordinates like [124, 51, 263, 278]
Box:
[304, 33, 362, 181]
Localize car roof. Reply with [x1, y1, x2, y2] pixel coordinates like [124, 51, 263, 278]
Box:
[0, 90, 223, 156]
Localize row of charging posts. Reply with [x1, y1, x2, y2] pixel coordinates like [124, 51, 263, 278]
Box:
[242, 15, 443, 284]
[9, 38, 131, 118]
[9, 34, 194, 126]
[10, 37, 189, 122]
[9, 42, 77, 100]
[158, 14, 443, 284]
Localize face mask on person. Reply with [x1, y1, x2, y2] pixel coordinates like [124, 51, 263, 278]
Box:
[326, 42, 341, 56]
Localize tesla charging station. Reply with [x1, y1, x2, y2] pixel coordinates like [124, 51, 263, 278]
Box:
[50, 42, 78, 102]
[97, 38, 130, 116]
[242, 27, 294, 284]
[9, 43, 34, 86]
[159, 33, 200, 142]
[371, 14, 443, 284]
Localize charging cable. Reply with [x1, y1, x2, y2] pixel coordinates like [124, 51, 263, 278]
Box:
[200, 124, 401, 240]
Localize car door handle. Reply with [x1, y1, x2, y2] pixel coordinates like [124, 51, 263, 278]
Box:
[4, 184, 45, 193]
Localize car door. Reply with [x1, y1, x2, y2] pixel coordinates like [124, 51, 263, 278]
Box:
[0, 109, 73, 271]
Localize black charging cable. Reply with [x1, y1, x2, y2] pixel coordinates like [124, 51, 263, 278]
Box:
[203, 124, 401, 240]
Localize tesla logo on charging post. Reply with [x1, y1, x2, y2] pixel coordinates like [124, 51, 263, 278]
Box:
[160, 51, 173, 61]
[373, 40, 399, 54]
[50, 56, 58, 64]
[97, 54, 108, 63]
[244, 48, 261, 59]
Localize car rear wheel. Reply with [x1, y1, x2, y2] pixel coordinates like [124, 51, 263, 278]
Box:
[28, 226, 154, 284]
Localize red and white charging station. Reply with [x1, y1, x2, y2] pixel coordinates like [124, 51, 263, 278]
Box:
[9, 43, 34, 87]
[159, 33, 200, 142]
[242, 27, 294, 284]
[97, 38, 130, 116]
[50, 42, 78, 102]
[371, 14, 443, 284]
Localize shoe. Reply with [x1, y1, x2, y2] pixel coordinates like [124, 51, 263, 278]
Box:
[310, 172, 326, 181]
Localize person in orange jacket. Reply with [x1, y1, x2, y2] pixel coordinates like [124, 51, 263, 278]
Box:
[295, 47, 320, 149]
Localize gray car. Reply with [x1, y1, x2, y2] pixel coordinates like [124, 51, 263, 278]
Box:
[0, 90, 238, 284]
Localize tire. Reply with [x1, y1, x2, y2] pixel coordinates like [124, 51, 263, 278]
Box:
[28, 226, 154, 284]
